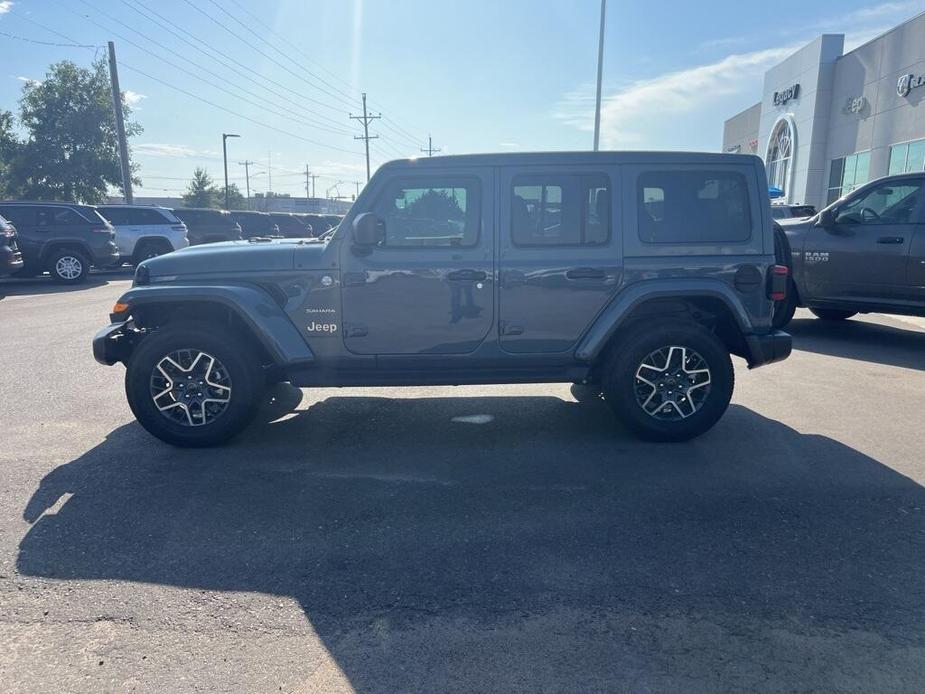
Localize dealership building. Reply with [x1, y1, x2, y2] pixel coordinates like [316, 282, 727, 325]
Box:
[723, 12, 925, 210]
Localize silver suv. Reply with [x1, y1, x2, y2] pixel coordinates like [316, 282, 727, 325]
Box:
[97, 205, 189, 265]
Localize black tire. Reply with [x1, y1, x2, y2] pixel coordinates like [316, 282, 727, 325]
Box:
[132, 240, 169, 265]
[570, 383, 603, 403]
[810, 308, 857, 321]
[47, 248, 90, 283]
[772, 279, 797, 329]
[602, 321, 734, 442]
[125, 322, 261, 447]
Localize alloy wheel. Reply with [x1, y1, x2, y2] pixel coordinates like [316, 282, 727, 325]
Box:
[149, 349, 232, 427]
[55, 255, 83, 280]
[634, 345, 712, 420]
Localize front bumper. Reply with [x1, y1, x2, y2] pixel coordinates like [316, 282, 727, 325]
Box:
[93, 321, 134, 365]
[745, 329, 792, 369]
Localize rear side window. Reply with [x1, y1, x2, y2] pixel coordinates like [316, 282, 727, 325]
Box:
[126, 208, 173, 225]
[375, 177, 480, 248]
[37, 208, 86, 226]
[0, 206, 36, 226]
[99, 207, 129, 225]
[511, 174, 610, 246]
[638, 170, 751, 244]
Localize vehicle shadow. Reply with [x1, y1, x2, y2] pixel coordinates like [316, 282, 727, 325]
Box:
[17, 388, 925, 691]
[0, 268, 133, 300]
[788, 316, 925, 371]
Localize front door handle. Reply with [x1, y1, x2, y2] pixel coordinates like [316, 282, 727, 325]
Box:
[447, 269, 487, 281]
[877, 236, 904, 244]
[566, 267, 606, 280]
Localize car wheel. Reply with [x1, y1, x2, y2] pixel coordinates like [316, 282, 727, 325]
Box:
[602, 321, 734, 442]
[133, 241, 168, 265]
[49, 248, 90, 283]
[809, 308, 857, 321]
[125, 322, 260, 447]
[772, 279, 797, 329]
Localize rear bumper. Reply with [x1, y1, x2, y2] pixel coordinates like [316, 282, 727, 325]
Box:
[745, 330, 792, 369]
[93, 321, 133, 365]
[92, 242, 121, 267]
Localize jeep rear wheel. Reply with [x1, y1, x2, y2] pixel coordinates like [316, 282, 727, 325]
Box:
[602, 322, 734, 442]
[49, 248, 90, 283]
[810, 308, 856, 321]
[125, 322, 260, 446]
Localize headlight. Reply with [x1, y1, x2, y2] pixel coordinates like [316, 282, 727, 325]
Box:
[133, 264, 150, 286]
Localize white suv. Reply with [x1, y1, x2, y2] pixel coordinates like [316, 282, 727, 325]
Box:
[97, 205, 189, 265]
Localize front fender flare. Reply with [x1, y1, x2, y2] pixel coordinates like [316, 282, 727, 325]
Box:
[575, 279, 755, 363]
[112, 284, 314, 366]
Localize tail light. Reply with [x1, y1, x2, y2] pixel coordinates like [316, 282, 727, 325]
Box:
[767, 264, 789, 301]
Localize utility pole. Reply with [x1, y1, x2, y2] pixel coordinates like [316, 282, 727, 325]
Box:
[304, 164, 312, 199]
[107, 41, 133, 204]
[309, 174, 318, 198]
[420, 134, 441, 157]
[349, 92, 381, 182]
[592, 0, 607, 151]
[222, 133, 240, 209]
[239, 160, 255, 209]
[354, 180, 361, 198]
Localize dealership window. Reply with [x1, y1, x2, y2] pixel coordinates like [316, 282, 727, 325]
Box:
[637, 170, 751, 244]
[888, 139, 925, 175]
[766, 119, 793, 195]
[826, 151, 870, 205]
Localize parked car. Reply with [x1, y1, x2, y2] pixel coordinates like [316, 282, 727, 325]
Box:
[268, 212, 312, 238]
[97, 205, 189, 265]
[771, 203, 816, 220]
[773, 172, 925, 328]
[304, 213, 332, 235]
[94, 151, 791, 446]
[0, 213, 24, 278]
[229, 210, 280, 238]
[0, 201, 119, 282]
[170, 208, 242, 245]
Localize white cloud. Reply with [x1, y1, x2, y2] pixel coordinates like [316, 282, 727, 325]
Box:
[0, 2, 13, 15]
[16, 75, 41, 86]
[134, 143, 219, 158]
[499, 142, 521, 148]
[123, 90, 147, 107]
[555, 45, 795, 148]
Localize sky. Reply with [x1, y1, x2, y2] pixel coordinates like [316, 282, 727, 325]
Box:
[1, 0, 925, 199]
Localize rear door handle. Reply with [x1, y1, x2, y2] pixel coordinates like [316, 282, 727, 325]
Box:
[447, 269, 487, 281]
[566, 267, 606, 280]
[877, 236, 904, 244]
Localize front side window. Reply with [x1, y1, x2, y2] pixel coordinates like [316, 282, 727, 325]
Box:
[511, 174, 610, 246]
[835, 180, 923, 225]
[637, 170, 750, 244]
[376, 177, 480, 247]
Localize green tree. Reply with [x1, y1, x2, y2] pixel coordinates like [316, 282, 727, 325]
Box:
[7, 59, 142, 203]
[0, 110, 20, 198]
[225, 182, 248, 210]
[182, 167, 220, 207]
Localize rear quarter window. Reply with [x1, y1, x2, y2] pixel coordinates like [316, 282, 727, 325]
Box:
[638, 170, 751, 244]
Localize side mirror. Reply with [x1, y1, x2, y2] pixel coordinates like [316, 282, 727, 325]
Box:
[352, 213, 384, 246]
[817, 207, 836, 227]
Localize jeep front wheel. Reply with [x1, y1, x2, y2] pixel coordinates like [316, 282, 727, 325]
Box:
[602, 322, 734, 442]
[125, 322, 260, 446]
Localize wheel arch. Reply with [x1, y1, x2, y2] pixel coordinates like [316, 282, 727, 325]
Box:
[41, 240, 93, 265]
[113, 285, 314, 368]
[576, 280, 756, 366]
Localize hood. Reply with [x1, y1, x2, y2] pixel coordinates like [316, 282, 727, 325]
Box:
[141, 238, 327, 277]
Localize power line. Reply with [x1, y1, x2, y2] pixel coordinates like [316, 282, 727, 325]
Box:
[118, 61, 364, 155]
[0, 29, 98, 48]
[73, 0, 354, 136]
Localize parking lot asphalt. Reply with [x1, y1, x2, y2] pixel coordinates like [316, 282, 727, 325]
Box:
[2, 271, 925, 693]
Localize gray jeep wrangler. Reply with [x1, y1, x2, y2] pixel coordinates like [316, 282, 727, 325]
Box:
[93, 152, 791, 446]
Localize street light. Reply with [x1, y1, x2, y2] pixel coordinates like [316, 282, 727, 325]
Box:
[592, 0, 606, 151]
[222, 133, 240, 209]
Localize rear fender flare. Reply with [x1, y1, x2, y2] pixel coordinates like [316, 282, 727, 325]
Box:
[575, 279, 754, 362]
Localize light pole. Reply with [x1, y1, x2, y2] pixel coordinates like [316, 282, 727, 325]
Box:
[592, 0, 606, 151]
[222, 133, 240, 209]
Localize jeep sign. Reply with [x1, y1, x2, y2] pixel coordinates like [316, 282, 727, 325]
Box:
[773, 84, 800, 106]
[897, 73, 925, 98]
